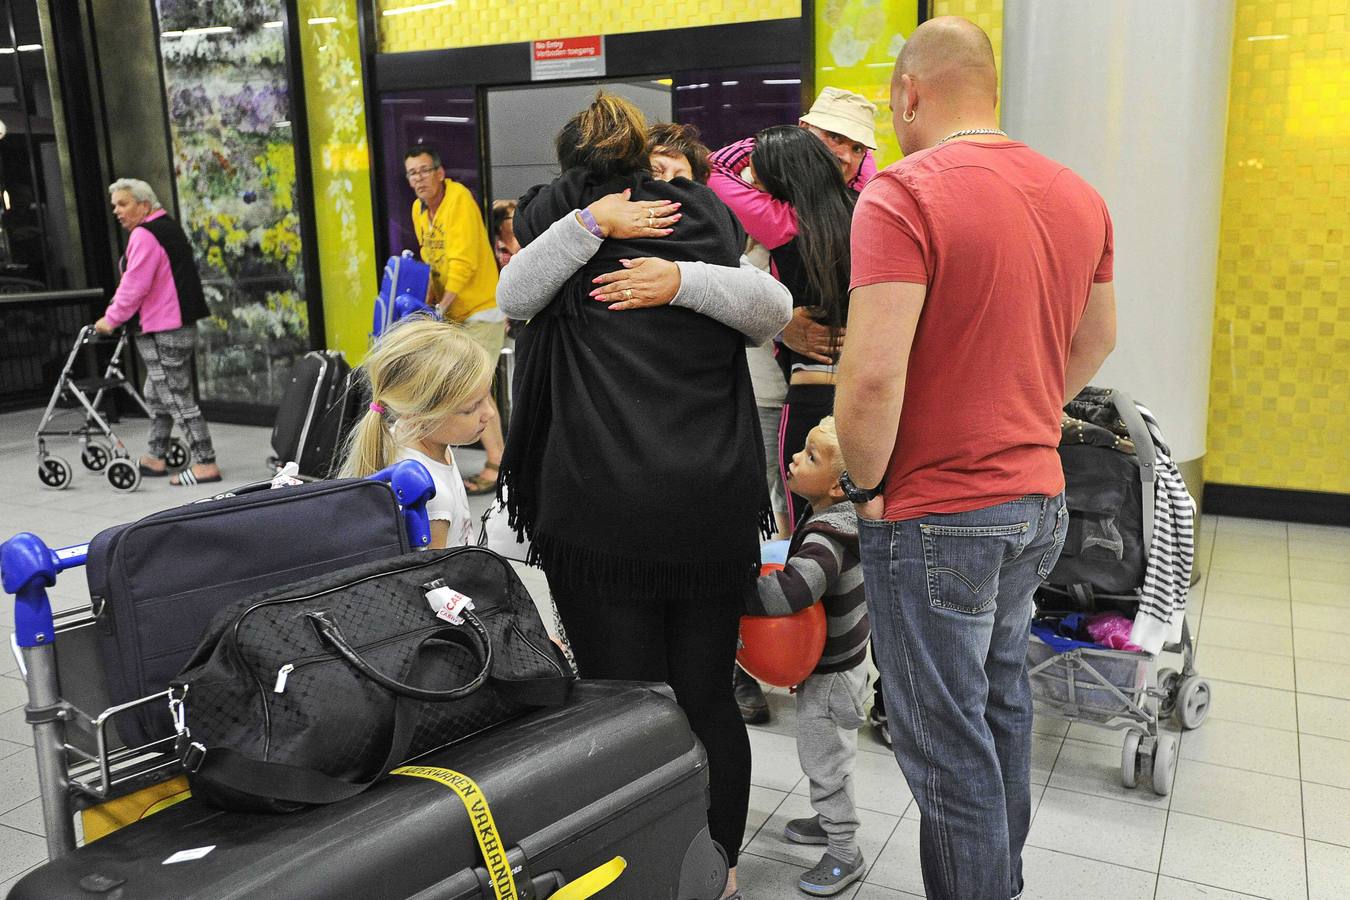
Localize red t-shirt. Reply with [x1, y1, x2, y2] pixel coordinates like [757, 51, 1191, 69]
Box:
[850, 141, 1114, 520]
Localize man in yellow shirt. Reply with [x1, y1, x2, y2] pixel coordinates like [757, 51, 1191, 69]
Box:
[406, 146, 506, 494]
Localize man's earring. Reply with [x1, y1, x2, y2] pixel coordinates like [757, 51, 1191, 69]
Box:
[902, 108, 916, 124]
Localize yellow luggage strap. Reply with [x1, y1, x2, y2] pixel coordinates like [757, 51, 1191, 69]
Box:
[390, 765, 625, 900]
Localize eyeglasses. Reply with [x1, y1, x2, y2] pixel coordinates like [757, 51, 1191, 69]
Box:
[405, 165, 439, 180]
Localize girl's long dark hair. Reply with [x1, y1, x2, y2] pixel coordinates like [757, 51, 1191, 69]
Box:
[751, 125, 855, 331]
[555, 92, 650, 179]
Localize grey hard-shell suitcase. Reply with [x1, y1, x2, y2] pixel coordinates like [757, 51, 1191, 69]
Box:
[7, 681, 729, 899]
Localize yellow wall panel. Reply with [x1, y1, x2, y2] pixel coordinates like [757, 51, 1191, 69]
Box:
[298, 0, 379, 365]
[814, 0, 921, 168]
[377, 0, 801, 53]
[1207, 0, 1350, 492]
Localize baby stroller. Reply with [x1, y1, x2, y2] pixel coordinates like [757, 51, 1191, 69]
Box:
[33, 324, 190, 493]
[1028, 387, 1211, 796]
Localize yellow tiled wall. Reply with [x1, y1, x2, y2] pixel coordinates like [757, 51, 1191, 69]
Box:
[1207, 0, 1349, 493]
[299, 0, 379, 364]
[376, 0, 800, 53]
[814, 0, 921, 168]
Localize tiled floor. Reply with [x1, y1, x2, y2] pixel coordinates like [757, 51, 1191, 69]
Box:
[1, 408, 1347, 898]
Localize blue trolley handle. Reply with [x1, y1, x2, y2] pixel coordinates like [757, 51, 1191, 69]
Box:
[368, 458, 436, 550]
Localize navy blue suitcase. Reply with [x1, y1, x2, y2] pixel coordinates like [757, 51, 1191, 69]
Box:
[7, 681, 728, 899]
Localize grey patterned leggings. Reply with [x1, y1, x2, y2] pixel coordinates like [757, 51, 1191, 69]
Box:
[134, 325, 216, 465]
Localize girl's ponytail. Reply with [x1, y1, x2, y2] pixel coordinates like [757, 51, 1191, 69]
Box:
[339, 405, 395, 478]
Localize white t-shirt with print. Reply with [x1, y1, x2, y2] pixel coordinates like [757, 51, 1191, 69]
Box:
[397, 446, 474, 548]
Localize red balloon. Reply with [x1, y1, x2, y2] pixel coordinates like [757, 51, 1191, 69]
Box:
[737, 562, 827, 687]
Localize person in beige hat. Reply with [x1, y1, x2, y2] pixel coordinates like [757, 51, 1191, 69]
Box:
[800, 86, 879, 191]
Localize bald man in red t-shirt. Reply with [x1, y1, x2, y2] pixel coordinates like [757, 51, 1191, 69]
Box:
[834, 17, 1116, 900]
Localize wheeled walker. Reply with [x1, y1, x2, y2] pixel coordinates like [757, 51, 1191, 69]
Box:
[33, 324, 190, 492]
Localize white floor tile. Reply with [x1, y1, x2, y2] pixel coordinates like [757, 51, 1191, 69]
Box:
[1294, 628, 1345, 665]
[0, 864, 43, 899]
[1159, 813, 1306, 900]
[742, 792, 898, 874]
[1029, 732, 1063, 786]
[1293, 601, 1350, 634]
[1064, 721, 1120, 747]
[0, 751, 39, 817]
[1297, 659, 1350, 700]
[1203, 570, 1290, 601]
[1286, 523, 1350, 544]
[1019, 845, 1156, 900]
[1153, 877, 1268, 899]
[742, 785, 788, 851]
[0, 824, 46, 885]
[735, 850, 837, 900]
[1201, 592, 1291, 627]
[0, 707, 31, 746]
[1303, 781, 1350, 847]
[1204, 679, 1299, 732]
[1177, 718, 1301, 777]
[0, 738, 26, 762]
[1025, 787, 1166, 871]
[1298, 693, 1350, 741]
[747, 728, 806, 794]
[1291, 559, 1350, 585]
[0, 676, 26, 714]
[1307, 839, 1350, 900]
[1169, 758, 1303, 836]
[862, 817, 925, 896]
[1301, 734, 1350, 790]
[1208, 548, 1289, 577]
[1198, 615, 1291, 655]
[1047, 738, 1170, 809]
[853, 885, 920, 899]
[1196, 646, 1295, 691]
[1292, 578, 1350, 608]
[1030, 715, 1070, 738]
[0, 796, 43, 837]
[1212, 517, 1288, 540]
[1288, 537, 1350, 562]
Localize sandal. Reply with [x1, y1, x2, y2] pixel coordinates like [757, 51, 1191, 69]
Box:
[171, 467, 224, 487]
[463, 462, 500, 496]
[138, 456, 169, 477]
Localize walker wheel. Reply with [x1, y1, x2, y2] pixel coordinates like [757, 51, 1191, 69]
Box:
[81, 441, 112, 472]
[107, 458, 141, 492]
[165, 438, 191, 470]
[39, 456, 73, 490]
[1120, 731, 1142, 789]
[1175, 677, 1212, 730]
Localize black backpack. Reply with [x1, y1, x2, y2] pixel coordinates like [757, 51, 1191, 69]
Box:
[1039, 387, 1157, 613]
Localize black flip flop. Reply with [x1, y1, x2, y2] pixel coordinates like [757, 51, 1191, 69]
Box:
[138, 463, 170, 477]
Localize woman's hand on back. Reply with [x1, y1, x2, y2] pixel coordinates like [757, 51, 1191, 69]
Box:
[590, 258, 682, 311]
[585, 190, 681, 239]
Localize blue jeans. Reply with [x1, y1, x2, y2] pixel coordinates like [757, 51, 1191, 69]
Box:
[858, 494, 1067, 900]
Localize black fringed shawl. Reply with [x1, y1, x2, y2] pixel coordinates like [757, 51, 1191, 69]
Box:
[500, 167, 772, 600]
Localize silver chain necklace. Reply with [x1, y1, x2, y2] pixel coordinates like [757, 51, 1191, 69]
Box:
[937, 128, 1008, 144]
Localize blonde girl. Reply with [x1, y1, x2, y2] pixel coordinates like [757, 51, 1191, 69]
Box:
[341, 318, 494, 549]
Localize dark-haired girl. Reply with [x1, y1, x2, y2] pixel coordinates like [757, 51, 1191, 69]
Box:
[496, 93, 791, 899]
[709, 127, 856, 525]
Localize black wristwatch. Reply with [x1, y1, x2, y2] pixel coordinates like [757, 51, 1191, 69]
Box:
[838, 471, 884, 504]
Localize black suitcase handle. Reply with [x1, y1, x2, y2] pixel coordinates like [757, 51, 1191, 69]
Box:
[309, 610, 493, 702]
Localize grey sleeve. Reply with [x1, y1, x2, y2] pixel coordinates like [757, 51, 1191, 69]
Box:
[495, 212, 603, 320]
[670, 256, 794, 345]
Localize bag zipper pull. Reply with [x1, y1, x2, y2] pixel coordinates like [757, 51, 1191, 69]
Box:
[273, 663, 295, 694]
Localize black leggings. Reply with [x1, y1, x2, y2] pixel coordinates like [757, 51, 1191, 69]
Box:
[779, 382, 835, 526]
[548, 577, 751, 868]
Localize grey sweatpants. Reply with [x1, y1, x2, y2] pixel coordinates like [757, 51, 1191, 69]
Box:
[135, 325, 216, 464]
[796, 661, 870, 859]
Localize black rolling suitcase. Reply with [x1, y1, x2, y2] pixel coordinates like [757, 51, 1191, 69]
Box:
[270, 350, 362, 478]
[9, 681, 728, 900]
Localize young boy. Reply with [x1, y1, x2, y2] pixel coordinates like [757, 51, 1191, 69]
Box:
[745, 416, 869, 896]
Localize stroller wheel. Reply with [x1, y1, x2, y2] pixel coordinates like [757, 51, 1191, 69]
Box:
[165, 438, 192, 470]
[38, 456, 73, 490]
[107, 458, 142, 493]
[1156, 667, 1181, 719]
[1175, 677, 1212, 730]
[1151, 733, 1178, 796]
[1120, 731, 1142, 789]
[81, 441, 112, 472]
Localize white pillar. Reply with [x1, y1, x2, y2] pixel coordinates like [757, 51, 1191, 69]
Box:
[1001, 0, 1234, 471]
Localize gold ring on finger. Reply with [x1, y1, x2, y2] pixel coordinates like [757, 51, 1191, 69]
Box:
[624, 289, 634, 300]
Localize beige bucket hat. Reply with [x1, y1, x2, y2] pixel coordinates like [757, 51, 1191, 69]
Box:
[800, 87, 879, 150]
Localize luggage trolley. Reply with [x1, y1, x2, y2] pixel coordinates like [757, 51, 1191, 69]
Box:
[1027, 388, 1212, 796]
[34, 324, 191, 493]
[0, 461, 435, 859]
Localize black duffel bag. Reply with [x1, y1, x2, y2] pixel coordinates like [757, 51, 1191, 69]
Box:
[172, 546, 574, 813]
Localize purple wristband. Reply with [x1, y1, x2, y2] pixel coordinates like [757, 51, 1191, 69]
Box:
[576, 208, 604, 239]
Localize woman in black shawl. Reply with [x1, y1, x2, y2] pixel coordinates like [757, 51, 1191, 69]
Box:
[498, 94, 778, 896]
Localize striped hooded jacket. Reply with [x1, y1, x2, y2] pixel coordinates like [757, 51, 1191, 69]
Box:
[745, 501, 869, 674]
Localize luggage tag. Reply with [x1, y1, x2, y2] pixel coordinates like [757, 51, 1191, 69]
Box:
[422, 578, 475, 624]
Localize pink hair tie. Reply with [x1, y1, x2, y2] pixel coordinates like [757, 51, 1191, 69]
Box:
[369, 401, 386, 415]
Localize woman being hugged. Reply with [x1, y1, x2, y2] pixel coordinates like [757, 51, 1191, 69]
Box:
[341, 318, 495, 550]
[498, 93, 786, 899]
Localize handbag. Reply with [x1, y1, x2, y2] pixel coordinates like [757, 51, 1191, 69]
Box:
[173, 546, 573, 813]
